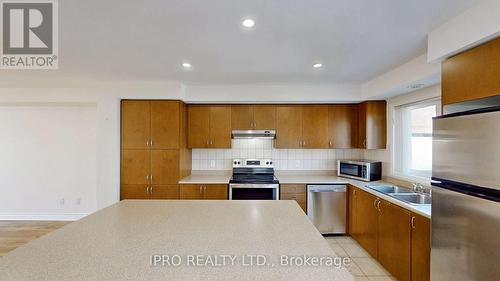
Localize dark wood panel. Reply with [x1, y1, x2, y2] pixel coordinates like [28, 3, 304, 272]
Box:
[411, 213, 431, 281]
[179, 184, 204, 200]
[329, 105, 357, 148]
[121, 101, 150, 149]
[150, 101, 180, 149]
[120, 185, 150, 200]
[121, 150, 150, 185]
[210, 106, 232, 148]
[187, 106, 210, 148]
[353, 188, 379, 258]
[231, 105, 253, 129]
[442, 37, 500, 105]
[150, 185, 179, 200]
[275, 106, 302, 148]
[253, 105, 276, 129]
[302, 105, 329, 148]
[203, 184, 228, 200]
[378, 200, 411, 281]
[151, 150, 180, 184]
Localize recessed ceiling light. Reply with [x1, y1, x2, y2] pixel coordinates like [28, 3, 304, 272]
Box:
[181, 62, 192, 70]
[313, 63, 323, 69]
[242, 18, 256, 28]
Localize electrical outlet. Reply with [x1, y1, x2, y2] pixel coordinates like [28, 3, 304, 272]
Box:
[76, 198, 82, 205]
[210, 160, 216, 168]
[60, 198, 65, 205]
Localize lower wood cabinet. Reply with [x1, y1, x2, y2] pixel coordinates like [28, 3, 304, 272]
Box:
[349, 185, 430, 281]
[280, 184, 307, 212]
[120, 184, 179, 200]
[179, 184, 228, 200]
[411, 213, 431, 281]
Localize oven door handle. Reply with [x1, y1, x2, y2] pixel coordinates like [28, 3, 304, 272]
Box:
[229, 184, 279, 189]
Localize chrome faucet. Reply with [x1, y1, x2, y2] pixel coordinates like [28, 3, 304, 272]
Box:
[412, 183, 431, 195]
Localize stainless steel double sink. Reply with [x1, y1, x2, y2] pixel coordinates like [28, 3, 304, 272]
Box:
[366, 184, 431, 205]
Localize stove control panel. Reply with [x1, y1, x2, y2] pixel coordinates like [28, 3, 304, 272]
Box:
[232, 159, 273, 168]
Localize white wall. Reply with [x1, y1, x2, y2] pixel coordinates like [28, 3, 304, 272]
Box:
[0, 103, 97, 220]
[192, 139, 363, 171]
[363, 84, 441, 183]
[428, 0, 500, 62]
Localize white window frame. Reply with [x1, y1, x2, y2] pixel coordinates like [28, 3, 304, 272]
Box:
[392, 97, 441, 183]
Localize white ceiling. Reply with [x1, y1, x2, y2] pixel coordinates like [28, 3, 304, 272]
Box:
[2, 0, 479, 84]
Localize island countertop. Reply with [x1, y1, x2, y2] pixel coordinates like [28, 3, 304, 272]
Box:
[0, 200, 353, 281]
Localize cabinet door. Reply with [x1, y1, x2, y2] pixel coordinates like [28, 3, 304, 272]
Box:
[329, 105, 357, 148]
[120, 185, 150, 200]
[179, 185, 204, 199]
[365, 101, 387, 149]
[151, 150, 180, 184]
[442, 37, 500, 106]
[347, 185, 357, 235]
[150, 185, 179, 200]
[302, 105, 329, 148]
[231, 105, 254, 130]
[121, 150, 150, 184]
[275, 106, 302, 148]
[151, 101, 179, 149]
[378, 200, 411, 281]
[357, 102, 367, 148]
[209, 106, 232, 148]
[411, 213, 431, 281]
[188, 106, 210, 148]
[280, 184, 307, 212]
[353, 188, 379, 258]
[204, 184, 228, 200]
[253, 105, 276, 129]
[121, 101, 150, 149]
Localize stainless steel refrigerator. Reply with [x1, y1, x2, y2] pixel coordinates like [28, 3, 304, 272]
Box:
[431, 102, 500, 281]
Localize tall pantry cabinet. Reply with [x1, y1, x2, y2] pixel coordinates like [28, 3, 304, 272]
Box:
[120, 100, 191, 200]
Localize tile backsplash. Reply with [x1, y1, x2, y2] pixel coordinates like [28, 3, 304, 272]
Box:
[192, 139, 364, 171]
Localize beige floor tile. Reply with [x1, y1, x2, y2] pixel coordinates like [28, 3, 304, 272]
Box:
[367, 277, 396, 281]
[352, 257, 390, 276]
[329, 243, 349, 257]
[339, 243, 370, 258]
[343, 258, 365, 276]
[354, 277, 370, 281]
[332, 235, 356, 244]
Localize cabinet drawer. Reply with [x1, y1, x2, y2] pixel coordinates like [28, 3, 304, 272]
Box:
[281, 184, 306, 193]
[281, 192, 306, 212]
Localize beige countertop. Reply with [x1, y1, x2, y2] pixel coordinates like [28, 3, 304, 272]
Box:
[179, 171, 431, 218]
[178, 170, 232, 184]
[0, 200, 354, 281]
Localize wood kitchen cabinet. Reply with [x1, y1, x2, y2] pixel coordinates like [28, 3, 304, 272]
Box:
[350, 187, 379, 258]
[280, 184, 307, 212]
[357, 101, 386, 149]
[329, 105, 358, 148]
[411, 213, 431, 281]
[275, 106, 303, 148]
[231, 105, 276, 130]
[442, 37, 500, 106]
[188, 105, 231, 148]
[120, 100, 191, 200]
[378, 200, 411, 281]
[179, 184, 228, 200]
[302, 105, 329, 148]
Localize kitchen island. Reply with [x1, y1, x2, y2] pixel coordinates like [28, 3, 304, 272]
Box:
[0, 200, 353, 281]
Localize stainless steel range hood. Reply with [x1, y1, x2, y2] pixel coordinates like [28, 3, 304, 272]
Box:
[231, 130, 276, 139]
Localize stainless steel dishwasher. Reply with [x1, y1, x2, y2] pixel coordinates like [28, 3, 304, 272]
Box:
[307, 185, 347, 234]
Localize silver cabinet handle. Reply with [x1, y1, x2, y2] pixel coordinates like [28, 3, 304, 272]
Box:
[329, 140, 332, 147]
[376, 200, 381, 211]
[150, 139, 154, 147]
[210, 140, 213, 145]
[303, 140, 306, 146]
[150, 175, 153, 184]
[146, 186, 150, 195]
[204, 185, 207, 192]
[411, 216, 416, 229]
[206, 140, 210, 146]
[199, 185, 203, 194]
[150, 186, 154, 194]
[373, 199, 378, 210]
[363, 139, 366, 148]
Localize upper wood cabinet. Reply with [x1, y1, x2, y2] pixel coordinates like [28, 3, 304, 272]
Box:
[442, 37, 500, 106]
[122, 101, 182, 149]
[231, 105, 276, 130]
[329, 105, 357, 148]
[357, 101, 386, 149]
[411, 213, 431, 281]
[275, 106, 303, 148]
[188, 105, 231, 148]
[121, 101, 151, 149]
[302, 105, 329, 148]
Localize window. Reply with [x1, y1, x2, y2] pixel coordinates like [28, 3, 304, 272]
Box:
[393, 98, 440, 180]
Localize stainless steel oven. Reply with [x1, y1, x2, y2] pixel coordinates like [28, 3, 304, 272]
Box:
[229, 159, 279, 200]
[337, 160, 381, 182]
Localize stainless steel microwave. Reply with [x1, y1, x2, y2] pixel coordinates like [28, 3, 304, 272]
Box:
[337, 160, 382, 182]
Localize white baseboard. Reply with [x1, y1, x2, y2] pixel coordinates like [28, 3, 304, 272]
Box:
[0, 212, 90, 221]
